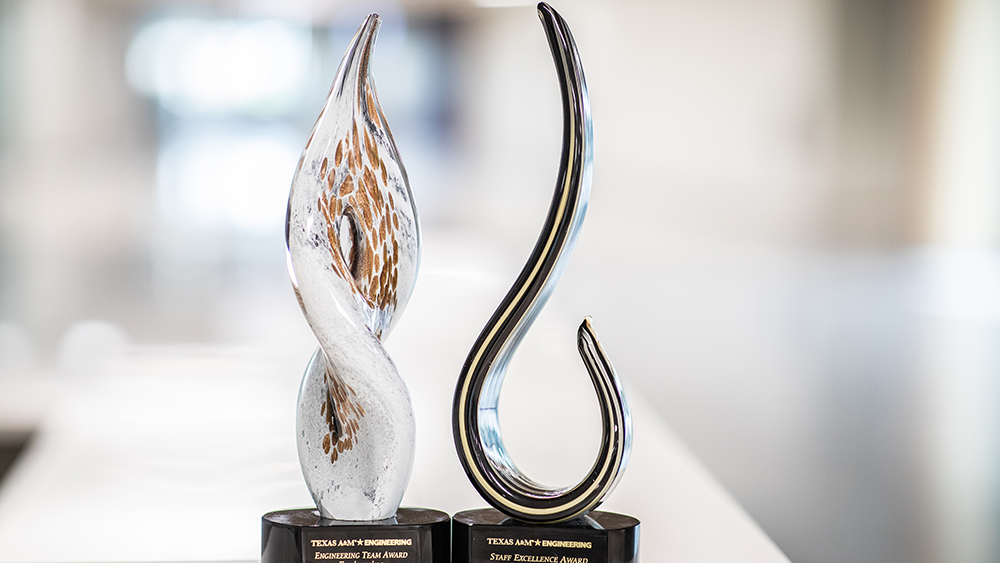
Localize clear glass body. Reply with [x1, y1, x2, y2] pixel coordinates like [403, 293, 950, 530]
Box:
[285, 14, 420, 521]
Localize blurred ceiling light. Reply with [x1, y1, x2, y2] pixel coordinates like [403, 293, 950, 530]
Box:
[158, 125, 302, 234]
[472, 0, 536, 7]
[126, 18, 311, 116]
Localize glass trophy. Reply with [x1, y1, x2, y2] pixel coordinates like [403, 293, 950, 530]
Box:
[262, 14, 448, 563]
[451, 4, 639, 563]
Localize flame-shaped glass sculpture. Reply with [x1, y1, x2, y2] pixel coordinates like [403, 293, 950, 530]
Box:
[285, 14, 419, 522]
[263, 16, 447, 563]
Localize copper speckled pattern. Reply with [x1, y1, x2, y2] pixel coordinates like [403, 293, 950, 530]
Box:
[320, 373, 365, 462]
[316, 99, 402, 328]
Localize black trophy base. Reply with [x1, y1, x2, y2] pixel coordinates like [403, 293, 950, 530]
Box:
[452, 508, 640, 563]
[262, 507, 450, 563]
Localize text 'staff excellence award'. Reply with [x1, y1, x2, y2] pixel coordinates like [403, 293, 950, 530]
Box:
[451, 4, 639, 563]
[262, 14, 448, 563]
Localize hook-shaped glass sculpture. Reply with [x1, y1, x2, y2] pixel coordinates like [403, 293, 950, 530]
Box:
[452, 2, 632, 524]
[286, 14, 420, 521]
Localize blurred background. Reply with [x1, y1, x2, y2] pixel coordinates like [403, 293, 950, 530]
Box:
[0, 0, 998, 562]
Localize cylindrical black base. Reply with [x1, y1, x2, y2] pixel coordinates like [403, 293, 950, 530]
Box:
[263, 508, 450, 563]
[452, 508, 640, 563]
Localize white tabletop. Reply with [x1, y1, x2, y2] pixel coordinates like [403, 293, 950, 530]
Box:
[0, 232, 790, 563]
